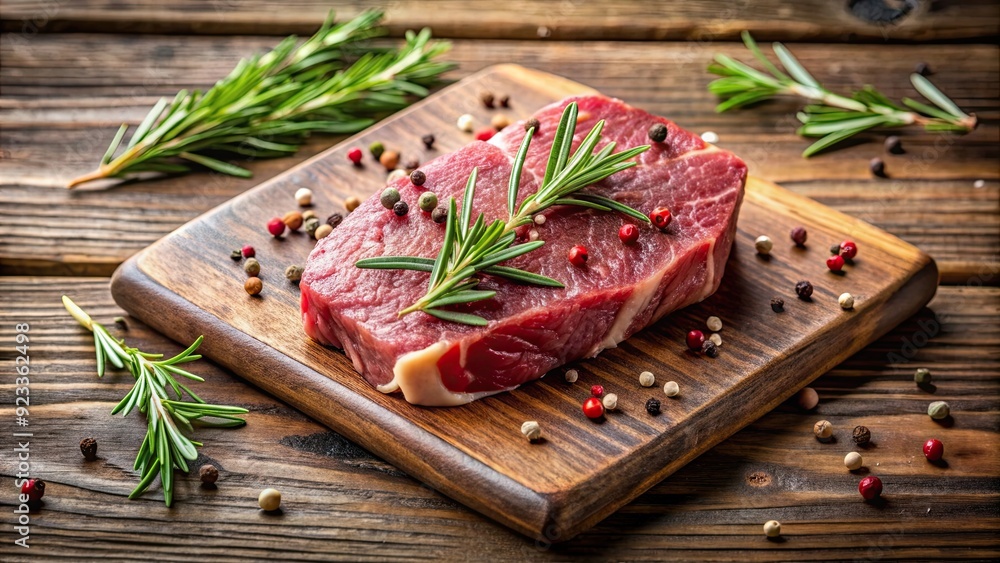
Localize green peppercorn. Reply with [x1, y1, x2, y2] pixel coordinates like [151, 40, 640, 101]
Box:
[285, 265, 304, 282]
[928, 401, 950, 420]
[380, 187, 400, 209]
[230, 249, 243, 261]
[304, 217, 320, 236]
[369, 141, 385, 160]
[418, 191, 438, 212]
[244, 258, 260, 277]
[914, 368, 932, 385]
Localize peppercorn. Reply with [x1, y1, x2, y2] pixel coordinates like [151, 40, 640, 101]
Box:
[521, 420, 542, 441]
[647, 123, 667, 143]
[914, 368, 932, 385]
[844, 451, 863, 471]
[870, 157, 886, 178]
[568, 245, 588, 267]
[457, 114, 474, 132]
[431, 206, 448, 224]
[304, 217, 320, 236]
[770, 296, 785, 312]
[618, 223, 639, 244]
[686, 329, 705, 351]
[763, 520, 781, 538]
[525, 117, 540, 133]
[403, 157, 420, 171]
[590, 384, 604, 397]
[230, 249, 243, 261]
[796, 387, 819, 410]
[302, 210, 317, 221]
[830, 242, 843, 255]
[709, 332, 722, 347]
[294, 187, 313, 207]
[475, 128, 496, 141]
[602, 393, 618, 411]
[650, 206, 672, 230]
[639, 371, 655, 387]
[491, 114, 512, 130]
[923, 438, 944, 461]
[285, 265, 304, 282]
[915, 61, 932, 76]
[244, 258, 260, 277]
[380, 150, 400, 170]
[393, 201, 409, 217]
[852, 425, 871, 445]
[80, 437, 98, 461]
[706, 316, 723, 332]
[258, 488, 281, 511]
[754, 235, 773, 255]
[645, 397, 661, 415]
[345, 196, 362, 212]
[314, 224, 333, 240]
[840, 240, 858, 260]
[369, 141, 385, 161]
[326, 214, 343, 229]
[380, 187, 401, 209]
[839, 292, 855, 310]
[21, 478, 44, 502]
[663, 381, 679, 397]
[790, 226, 808, 246]
[813, 420, 833, 442]
[241, 245, 255, 258]
[480, 91, 495, 108]
[701, 340, 719, 358]
[499, 94, 511, 108]
[267, 217, 286, 237]
[199, 463, 219, 485]
[417, 192, 438, 213]
[564, 369, 579, 383]
[410, 170, 426, 186]
[701, 131, 719, 143]
[582, 397, 604, 419]
[827, 254, 845, 272]
[347, 147, 363, 165]
[928, 401, 950, 420]
[795, 280, 814, 300]
[245, 277, 263, 296]
[884, 135, 903, 154]
[283, 211, 303, 231]
[858, 475, 883, 500]
[387, 169, 408, 183]
[422, 134, 435, 149]
[534, 215, 546, 226]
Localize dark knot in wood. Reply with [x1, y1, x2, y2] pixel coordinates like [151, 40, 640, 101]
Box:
[848, 0, 918, 24]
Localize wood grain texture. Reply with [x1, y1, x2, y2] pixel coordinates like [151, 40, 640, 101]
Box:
[2, 0, 998, 41]
[2, 36, 996, 279]
[104, 65, 943, 540]
[1, 280, 997, 560]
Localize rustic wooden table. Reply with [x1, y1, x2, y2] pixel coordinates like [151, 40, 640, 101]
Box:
[1, 2, 998, 560]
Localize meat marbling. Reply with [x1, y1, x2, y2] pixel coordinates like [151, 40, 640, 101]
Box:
[301, 95, 747, 406]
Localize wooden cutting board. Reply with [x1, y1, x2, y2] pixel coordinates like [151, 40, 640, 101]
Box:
[110, 64, 938, 542]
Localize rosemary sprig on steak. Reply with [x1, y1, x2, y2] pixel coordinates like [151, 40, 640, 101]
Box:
[356, 102, 650, 326]
[68, 10, 452, 188]
[708, 31, 976, 157]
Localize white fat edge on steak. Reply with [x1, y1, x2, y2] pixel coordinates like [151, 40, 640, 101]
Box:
[378, 343, 507, 406]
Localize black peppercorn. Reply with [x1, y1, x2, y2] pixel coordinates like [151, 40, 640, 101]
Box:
[645, 397, 661, 415]
[230, 249, 243, 261]
[830, 242, 843, 255]
[790, 226, 808, 247]
[480, 91, 495, 108]
[915, 62, 931, 76]
[770, 297, 784, 312]
[870, 157, 886, 178]
[410, 170, 426, 186]
[852, 425, 872, 445]
[648, 123, 668, 143]
[80, 437, 98, 461]
[884, 135, 903, 154]
[421, 134, 435, 149]
[403, 157, 420, 171]
[525, 117, 540, 133]
[795, 280, 814, 300]
[498, 94, 511, 108]
[325, 213, 343, 229]
[702, 340, 719, 358]
[199, 463, 219, 485]
[393, 201, 409, 217]
[431, 206, 448, 224]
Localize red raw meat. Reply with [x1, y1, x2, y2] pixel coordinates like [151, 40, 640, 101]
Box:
[301, 95, 746, 405]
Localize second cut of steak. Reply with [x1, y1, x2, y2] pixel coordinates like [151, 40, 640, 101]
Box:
[301, 95, 747, 406]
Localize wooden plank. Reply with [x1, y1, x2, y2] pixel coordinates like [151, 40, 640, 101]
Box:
[1, 0, 998, 41]
[1, 278, 996, 559]
[1, 36, 996, 280]
[106, 64, 942, 540]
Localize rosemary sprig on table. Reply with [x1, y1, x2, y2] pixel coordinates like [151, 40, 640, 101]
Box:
[708, 31, 977, 157]
[62, 296, 247, 506]
[68, 10, 452, 188]
[356, 102, 650, 325]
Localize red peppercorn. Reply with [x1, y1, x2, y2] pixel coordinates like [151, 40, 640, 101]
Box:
[858, 475, 883, 500]
[20, 478, 45, 502]
[267, 217, 286, 237]
[475, 128, 496, 141]
[568, 245, 588, 267]
[686, 329, 705, 351]
[840, 240, 858, 260]
[347, 147, 363, 164]
[582, 397, 605, 419]
[923, 438, 944, 461]
[241, 245, 255, 258]
[827, 254, 845, 272]
[650, 206, 672, 230]
[618, 223, 639, 244]
[591, 384, 604, 397]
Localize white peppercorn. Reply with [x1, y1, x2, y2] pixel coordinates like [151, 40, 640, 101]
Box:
[928, 401, 950, 420]
[387, 169, 408, 183]
[344, 196, 362, 212]
[754, 235, 773, 255]
[844, 451, 863, 471]
[314, 224, 333, 240]
[520, 420, 542, 441]
[564, 369, 578, 383]
[706, 316, 723, 332]
[663, 381, 680, 397]
[457, 114, 474, 132]
[813, 419, 833, 441]
[839, 292, 855, 310]
[258, 488, 281, 511]
[639, 371, 655, 387]
[709, 333, 722, 347]
[763, 520, 781, 538]
[285, 265, 304, 282]
[602, 393, 618, 411]
[294, 187, 313, 207]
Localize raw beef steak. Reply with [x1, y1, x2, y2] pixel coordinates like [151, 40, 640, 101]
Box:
[301, 95, 747, 406]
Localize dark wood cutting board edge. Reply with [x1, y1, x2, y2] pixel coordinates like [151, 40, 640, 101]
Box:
[110, 64, 940, 542]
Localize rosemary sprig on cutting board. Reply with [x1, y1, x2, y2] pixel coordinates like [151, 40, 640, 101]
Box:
[708, 32, 976, 157]
[356, 102, 650, 326]
[63, 296, 248, 506]
[68, 10, 452, 188]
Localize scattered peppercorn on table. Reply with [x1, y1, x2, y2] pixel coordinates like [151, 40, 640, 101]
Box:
[1, 2, 998, 560]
